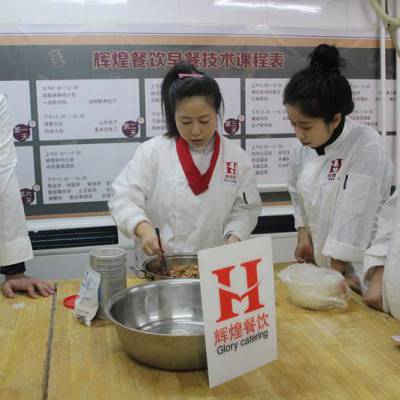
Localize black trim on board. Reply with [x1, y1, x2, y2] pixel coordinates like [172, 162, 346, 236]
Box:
[28, 226, 118, 250]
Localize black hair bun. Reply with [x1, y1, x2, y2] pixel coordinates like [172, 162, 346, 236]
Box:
[308, 44, 344, 74]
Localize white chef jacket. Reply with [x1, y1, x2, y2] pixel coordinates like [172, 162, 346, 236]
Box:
[109, 134, 262, 253]
[364, 190, 400, 319]
[287, 118, 392, 291]
[0, 93, 33, 266]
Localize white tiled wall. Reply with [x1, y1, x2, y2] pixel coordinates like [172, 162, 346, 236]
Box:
[178, 0, 268, 26]
[0, 0, 392, 34]
[86, 0, 180, 24]
[348, 0, 379, 28]
[266, 0, 350, 29]
[0, 0, 86, 25]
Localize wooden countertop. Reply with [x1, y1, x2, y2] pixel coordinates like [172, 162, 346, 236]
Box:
[2, 264, 400, 399]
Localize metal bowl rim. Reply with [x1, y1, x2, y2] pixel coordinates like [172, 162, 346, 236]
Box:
[143, 252, 198, 266]
[105, 278, 204, 338]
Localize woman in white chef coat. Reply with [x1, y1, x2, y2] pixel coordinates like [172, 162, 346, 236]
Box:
[0, 93, 55, 298]
[109, 62, 261, 257]
[286, 44, 393, 293]
[363, 189, 400, 316]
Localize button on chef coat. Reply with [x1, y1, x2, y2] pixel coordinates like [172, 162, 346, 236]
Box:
[287, 118, 393, 292]
[109, 134, 262, 253]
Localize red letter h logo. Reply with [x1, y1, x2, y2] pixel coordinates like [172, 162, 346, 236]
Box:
[212, 258, 264, 323]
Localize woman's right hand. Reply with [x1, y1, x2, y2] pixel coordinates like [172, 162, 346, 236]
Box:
[364, 266, 384, 310]
[295, 228, 314, 263]
[135, 221, 163, 257]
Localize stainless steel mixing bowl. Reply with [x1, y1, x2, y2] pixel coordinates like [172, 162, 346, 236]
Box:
[105, 279, 206, 370]
[137, 253, 198, 280]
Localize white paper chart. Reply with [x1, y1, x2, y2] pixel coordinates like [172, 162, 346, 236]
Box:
[245, 78, 290, 134]
[349, 79, 396, 131]
[37, 79, 141, 140]
[144, 78, 166, 137]
[40, 142, 139, 204]
[246, 137, 296, 185]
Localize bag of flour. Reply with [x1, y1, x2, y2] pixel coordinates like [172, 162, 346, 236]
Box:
[73, 269, 101, 327]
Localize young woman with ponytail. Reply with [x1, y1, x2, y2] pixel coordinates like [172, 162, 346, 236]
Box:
[109, 62, 261, 258]
[285, 44, 392, 295]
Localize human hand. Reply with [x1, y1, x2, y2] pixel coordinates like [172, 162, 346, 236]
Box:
[135, 221, 163, 257]
[345, 274, 362, 295]
[224, 234, 240, 244]
[363, 266, 384, 310]
[2, 273, 55, 299]
[330, 258, 346, 274]
[294, 228, 314, 263]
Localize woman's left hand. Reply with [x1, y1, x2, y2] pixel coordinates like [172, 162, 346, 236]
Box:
[2, 274, 55, 298]
[224, 234, 240, 244]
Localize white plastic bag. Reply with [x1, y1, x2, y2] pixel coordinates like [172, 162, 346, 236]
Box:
[73, 269, 101, 327]
[278, 263, 351, 310]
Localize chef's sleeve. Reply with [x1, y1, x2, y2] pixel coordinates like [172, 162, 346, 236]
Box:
[287, 144, 306, 229]
[323, 143, 393, 263]
[0, 94, 33, 266]
[108, 144, 154, 239]
[363, 190, 399, 282]
[0, 262, 26, 275]
[223, 156, 262, 241]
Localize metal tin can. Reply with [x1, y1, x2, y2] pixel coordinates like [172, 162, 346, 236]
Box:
[90, 247, 127, 319]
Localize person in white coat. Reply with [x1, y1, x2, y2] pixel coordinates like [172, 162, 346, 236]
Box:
[285, 44, 392, 293]
[109, 63, 262, 257]
[363, 189, 400, 317]
[0, 93, 54, 298]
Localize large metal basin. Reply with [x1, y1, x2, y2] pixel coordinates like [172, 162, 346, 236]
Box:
[105, 279, 206, 370]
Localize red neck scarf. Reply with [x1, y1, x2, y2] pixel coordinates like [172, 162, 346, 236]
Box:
[176, 133, 220, 195]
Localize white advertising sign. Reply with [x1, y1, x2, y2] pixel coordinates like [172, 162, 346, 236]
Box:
[198, 236, 277, 388]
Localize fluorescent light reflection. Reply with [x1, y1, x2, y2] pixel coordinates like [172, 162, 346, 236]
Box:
[214, 0, 321, 14]
[49, 0, 128, 4]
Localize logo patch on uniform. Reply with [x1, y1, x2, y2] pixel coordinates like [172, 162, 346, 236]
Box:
[327, 158, 343, 181]
[224, 161, 238, 184]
